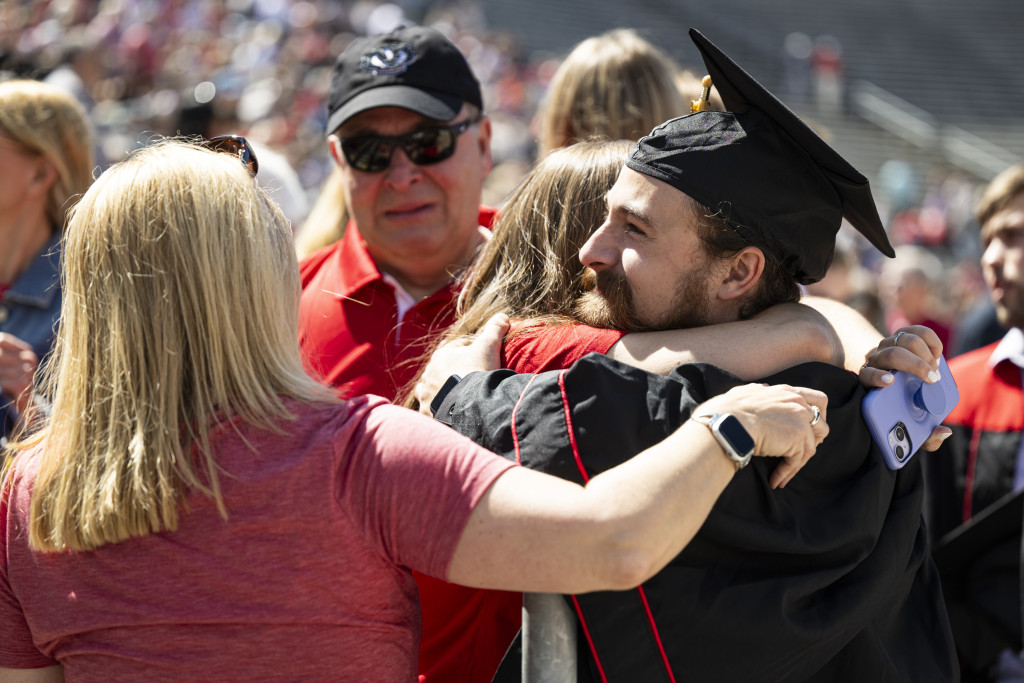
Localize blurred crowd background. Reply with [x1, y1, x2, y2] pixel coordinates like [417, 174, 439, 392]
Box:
[4, 0, 1021, 355]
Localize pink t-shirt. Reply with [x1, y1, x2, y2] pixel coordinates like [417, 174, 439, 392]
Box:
[0, 396, 514, 681]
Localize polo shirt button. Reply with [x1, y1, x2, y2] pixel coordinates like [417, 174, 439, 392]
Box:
[0, 306, 8, 324]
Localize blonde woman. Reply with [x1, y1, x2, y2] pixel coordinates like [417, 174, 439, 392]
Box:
[0, 80, 93, 442]
[0, 139, 828, 681]
[536, 29, 691, 157]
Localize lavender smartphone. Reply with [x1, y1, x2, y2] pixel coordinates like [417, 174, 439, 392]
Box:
[861, 355, 959, 470]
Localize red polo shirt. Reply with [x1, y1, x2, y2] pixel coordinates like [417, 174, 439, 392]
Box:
[298, 208, 497, 402]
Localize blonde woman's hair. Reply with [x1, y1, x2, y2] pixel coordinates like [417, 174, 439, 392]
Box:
[448, 139, 632, 338]
[0, 79, 94, 229]
[294, 165, 348, 259]
[5, 140, 336, 552]
[537, 29, 689, 157]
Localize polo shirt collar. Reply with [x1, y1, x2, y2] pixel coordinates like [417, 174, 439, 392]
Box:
[331, 219, 385, 298]
[990, 327, 1024, 370]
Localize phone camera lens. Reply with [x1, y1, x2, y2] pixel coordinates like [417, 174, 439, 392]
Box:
[895, 426, 905, 441]
[895, 445, 905, 461]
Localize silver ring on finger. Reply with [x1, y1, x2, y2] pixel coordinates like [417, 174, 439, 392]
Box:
[809, 405, 821, 426]
[893, 330, 907, 346]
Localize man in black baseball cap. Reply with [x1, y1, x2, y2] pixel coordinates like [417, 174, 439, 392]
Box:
[297, 25, 496, 683]
[299, 24, 493, 399]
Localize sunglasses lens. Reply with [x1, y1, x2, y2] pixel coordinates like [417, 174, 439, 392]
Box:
[205, 136, 259, 176]
[340, 120, 471, 173]
[405, 127, 457, 166]
[342, 137, 392, 173]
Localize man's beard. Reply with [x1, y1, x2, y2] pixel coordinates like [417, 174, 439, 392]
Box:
[572, 266, 712, 333]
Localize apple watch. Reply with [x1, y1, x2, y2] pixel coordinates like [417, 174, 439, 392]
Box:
[690, 413, 755, 470]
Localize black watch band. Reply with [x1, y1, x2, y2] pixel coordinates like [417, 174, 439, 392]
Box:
[429, 374, 463, 417]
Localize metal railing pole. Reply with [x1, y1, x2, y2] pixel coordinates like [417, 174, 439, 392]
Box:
[522, 592, 577, 682]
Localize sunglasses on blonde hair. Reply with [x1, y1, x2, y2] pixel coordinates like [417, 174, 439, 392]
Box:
[202, 135, 259, 176]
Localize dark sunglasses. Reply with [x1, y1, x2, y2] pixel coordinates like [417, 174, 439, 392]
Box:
[202, 135, 259, 176]
[338, 117, 480, 173]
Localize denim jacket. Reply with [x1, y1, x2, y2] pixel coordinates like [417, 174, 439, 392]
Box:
[1, 233, 61, 440]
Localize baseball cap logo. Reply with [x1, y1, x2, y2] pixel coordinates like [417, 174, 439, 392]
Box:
[360, 40, 418, 75]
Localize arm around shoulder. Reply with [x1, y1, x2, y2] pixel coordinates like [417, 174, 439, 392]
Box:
[606, 301, 841, 378]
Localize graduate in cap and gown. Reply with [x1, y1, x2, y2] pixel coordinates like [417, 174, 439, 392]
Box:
[422, 28, 958, 682]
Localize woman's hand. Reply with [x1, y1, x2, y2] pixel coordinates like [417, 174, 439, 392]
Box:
[695, 383, 829, 489]
[858, 325, 942, 387]
[0, 332, 38, 416]
[858, 325, 951, 450]
[413, 313, 509, 416]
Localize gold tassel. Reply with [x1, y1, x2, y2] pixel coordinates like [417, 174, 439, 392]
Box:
[691, 75, 713, 113]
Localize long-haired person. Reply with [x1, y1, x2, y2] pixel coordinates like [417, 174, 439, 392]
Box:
[536, 29, 691, 158]
[0, 80, 93, 443]
[0, 139, 827, 681]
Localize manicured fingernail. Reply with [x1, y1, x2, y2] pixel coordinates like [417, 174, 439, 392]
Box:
[881, 373, 894, 385]
[927, 370, 941, 383]
[938, 431, 952, 441]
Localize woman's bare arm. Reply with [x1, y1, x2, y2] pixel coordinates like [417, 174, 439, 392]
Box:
[448, 381, 827, 594]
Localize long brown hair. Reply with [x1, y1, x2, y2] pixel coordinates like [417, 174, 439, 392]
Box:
[448, 139, 632, 339]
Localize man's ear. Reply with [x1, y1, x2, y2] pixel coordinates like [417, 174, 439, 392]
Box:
[327, 134, 344, 166]
[715, 246, 765, 301]
[475, 116, 494, 179]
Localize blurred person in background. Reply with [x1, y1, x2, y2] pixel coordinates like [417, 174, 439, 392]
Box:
[535, 28, 695, 158]
[0, 79, 93, 445]
[928, 163, 1024, 682]
[880, 244, 954, 350]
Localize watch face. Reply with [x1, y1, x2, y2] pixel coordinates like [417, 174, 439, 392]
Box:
[716, 414, 755, 457]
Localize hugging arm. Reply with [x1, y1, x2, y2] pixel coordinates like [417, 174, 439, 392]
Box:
[446, 381, 828, 593]
[606, 301, 841, 378]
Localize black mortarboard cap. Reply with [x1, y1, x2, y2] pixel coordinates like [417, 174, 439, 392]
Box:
[626, 28, 894, 284]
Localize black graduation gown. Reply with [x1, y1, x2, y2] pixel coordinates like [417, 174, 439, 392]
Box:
[433, 353, 958, 683]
